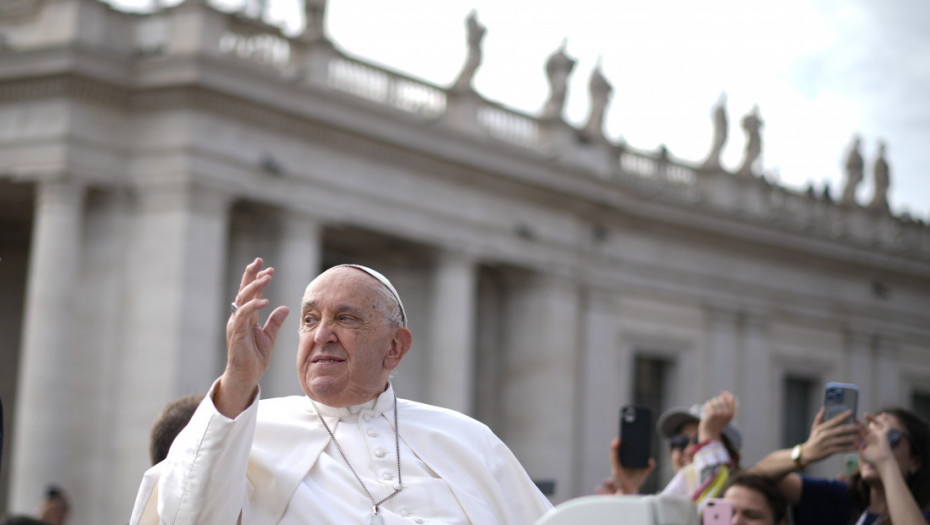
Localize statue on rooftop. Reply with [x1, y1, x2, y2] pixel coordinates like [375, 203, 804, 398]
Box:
[579, 60, 613, 143]
[542, 41, 576, 121]
[451, 11, 487, 94]
[868, 141, 891, 212]
[702, 93, 728, 170]
[736, 105, 763, 176]
[302, 0, 328, 43]
[839, 135, 864, 206]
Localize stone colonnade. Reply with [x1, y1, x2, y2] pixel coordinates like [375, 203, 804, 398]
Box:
[9, 180, 586, 518]
[7, 175, 928, 523]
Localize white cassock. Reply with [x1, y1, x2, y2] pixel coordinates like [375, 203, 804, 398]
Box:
[129, 380, 553, 525]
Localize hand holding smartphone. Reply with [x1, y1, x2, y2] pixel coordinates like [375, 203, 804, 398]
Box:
[702, 498, 732, 525]
[824, 382, 858, 425]
[619, 405, 652, 469]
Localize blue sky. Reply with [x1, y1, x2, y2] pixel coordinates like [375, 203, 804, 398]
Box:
[114, 0, 930, 220]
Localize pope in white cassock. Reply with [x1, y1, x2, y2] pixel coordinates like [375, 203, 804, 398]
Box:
[129, 258, 553, 524]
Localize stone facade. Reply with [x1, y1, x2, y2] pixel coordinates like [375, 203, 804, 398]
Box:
[1, 1, 929, 523]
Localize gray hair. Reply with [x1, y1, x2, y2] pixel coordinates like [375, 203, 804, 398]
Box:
[370, 282, 405, 328]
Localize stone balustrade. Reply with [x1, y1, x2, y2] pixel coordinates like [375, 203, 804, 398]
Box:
[327, 55, 446, 118]
[0, 0, 926, 260]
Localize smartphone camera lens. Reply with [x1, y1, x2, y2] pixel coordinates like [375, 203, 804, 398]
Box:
[622, 407, 636, 423]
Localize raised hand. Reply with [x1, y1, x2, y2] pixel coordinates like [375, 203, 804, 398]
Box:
[594, 477, 618, 495]
[858, 413, 894, 468]
[798, 406, 859, 465]
[609, 437, 656, 495]
[216, 258, 289, 418]
[698, 391, 736, 442]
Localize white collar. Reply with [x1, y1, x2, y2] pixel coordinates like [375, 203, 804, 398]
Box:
[308, 382, 396, 419]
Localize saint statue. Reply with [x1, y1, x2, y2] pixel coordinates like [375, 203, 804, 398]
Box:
[868, 141, 891, 212]
[702, 93, 728, 170]
[736, 105, 764, 176]
[579, 60, 613, 142]
[451, 11, 487, 94]
[839, 135, 864, 206]
[541, 41, 576, 120]
[302, 0, 328, 43]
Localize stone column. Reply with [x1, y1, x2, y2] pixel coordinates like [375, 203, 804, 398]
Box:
[498, 270, 579, 503]
[740, 310, 771, 465]
[111, 183, 232, 515]
[71, 188, 135, 525]
[577, 289, 620, 497]
[705, 303, 740, 397]
[262, 211, 322, 398]
[426, 252, 477, 414]
[845, 327, 874, 415]
[9, 180, 85, 514]
[874, 334, 899, 409]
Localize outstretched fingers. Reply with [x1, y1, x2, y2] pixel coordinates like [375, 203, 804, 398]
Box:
[237, 258, 265, 298]
[234, 270, 274, 311]
[260, 305, 290, 343]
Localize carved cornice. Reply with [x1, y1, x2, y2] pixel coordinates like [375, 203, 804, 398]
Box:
[0, 75, 130, 108]
[2, 71, 927, 270]
[129, 83, 930, 267]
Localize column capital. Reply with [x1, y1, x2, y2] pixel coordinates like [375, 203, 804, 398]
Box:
[703, 300, 740, 322]
[742, 306, 770, 329]
[434, 247, 479, 267]
[137, 181, 234, 215]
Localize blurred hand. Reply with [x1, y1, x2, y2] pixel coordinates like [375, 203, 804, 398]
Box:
[698, 391, 736, 442]
[594, 477, 618, 495]
[610, 437, 656, 495]
[800, 406, 859, 465]
[857, 413, 895, 469]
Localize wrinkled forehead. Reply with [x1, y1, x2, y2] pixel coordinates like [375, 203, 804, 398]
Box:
[301, 265, 406, 327]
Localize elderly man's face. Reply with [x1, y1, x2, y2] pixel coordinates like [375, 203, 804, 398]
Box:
[297, 267, 410, 407]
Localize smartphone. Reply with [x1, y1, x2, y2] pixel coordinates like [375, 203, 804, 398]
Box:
[703, 498, 732, 525]
[824, 382, 858, 425]
[619, 405, 652, 469]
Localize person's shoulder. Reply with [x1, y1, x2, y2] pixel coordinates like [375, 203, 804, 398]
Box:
[397, 398, 493, 431]
[256, 395, 313, 421]
[398, 397, 478, 419]
[799, 474, 849, 490]
[798, 474, 852, 500]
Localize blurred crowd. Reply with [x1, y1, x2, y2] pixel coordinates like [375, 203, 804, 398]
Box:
[600, 390, 930, 525]
[4, 385, 928, 525]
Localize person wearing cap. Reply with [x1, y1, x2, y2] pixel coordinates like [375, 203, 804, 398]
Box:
[609, 391, 741, 513]
[657, 404, 702, 474]
[594, 404, 699, 494]
[129, 258, 552, 524]
[658, 402, 743, 474]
